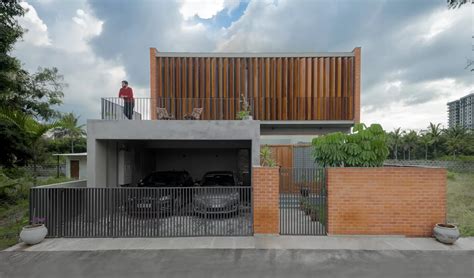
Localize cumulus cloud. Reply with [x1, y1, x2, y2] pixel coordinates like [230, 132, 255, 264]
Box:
[18, 1, 51, 46]
[13, 0, 473, 131]
[179, 0, 241, 19]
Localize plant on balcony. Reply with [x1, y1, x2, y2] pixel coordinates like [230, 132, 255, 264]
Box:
[236, 94, 252, 120]
[260, 145, 276, 167]
[312, 123, 389, 167]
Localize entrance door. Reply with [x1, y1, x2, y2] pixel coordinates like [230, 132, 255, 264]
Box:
[70, 160, 79, 179]
[279, 167, 327, 235]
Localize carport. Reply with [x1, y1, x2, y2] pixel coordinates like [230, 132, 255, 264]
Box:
[87, 120, 260, 188]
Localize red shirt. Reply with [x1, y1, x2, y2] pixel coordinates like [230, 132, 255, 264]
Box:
[119, 87, 134, 102]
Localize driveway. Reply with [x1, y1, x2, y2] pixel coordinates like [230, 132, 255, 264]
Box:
[1, 249, 473, 278]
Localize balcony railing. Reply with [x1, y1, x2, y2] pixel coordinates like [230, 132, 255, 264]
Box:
[100, 96, 353, 121]
[101, 97, 253, 120]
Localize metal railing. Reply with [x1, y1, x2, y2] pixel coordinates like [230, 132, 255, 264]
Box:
[101, 98, 147, 120]
[100, 96, 353, 121]
[279, 168, 327, 235]
[30, 186, 252, 237]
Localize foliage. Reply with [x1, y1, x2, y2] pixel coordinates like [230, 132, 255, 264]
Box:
[447, 171, 474, 236]
[53, 113, 86, 153]
[387, 123, 474, 161]
[312, 123, 389, 167]
[0, 0, 66, 168]
[447, 0, 468, 9]
[0, 167, 72, 249]
[0, 108, 63, 182]
[260, 145, 276, 167]
[236, 94, 251, 120]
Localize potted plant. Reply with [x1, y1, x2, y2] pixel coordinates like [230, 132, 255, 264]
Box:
[433, 223, 460, 244]
[309, 205, 319, 221]
[236, 94, 252, 120]
[20, 210, 47, 245]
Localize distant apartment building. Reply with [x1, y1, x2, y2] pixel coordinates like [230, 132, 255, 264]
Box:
[447, 92, 474, 129]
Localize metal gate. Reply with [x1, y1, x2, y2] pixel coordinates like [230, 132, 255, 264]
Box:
[30, 186, 253, 237]
[279, 168, 327, 235]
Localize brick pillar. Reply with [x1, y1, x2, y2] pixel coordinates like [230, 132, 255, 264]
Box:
[253, 167, 279, 234]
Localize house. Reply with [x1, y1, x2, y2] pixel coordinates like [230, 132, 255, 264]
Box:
[53, 153, 87, 180]
[88, 48, 361, 188]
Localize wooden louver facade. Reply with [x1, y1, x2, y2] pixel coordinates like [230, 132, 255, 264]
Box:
[150, 48, 360, 121]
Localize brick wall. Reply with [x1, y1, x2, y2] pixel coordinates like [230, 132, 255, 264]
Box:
[327, 167, 446, 237]
[253, 167, 279, 234]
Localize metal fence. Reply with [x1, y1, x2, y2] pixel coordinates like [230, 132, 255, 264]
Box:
[279, 168, 327, 235]
[101, 98, 146, 120]
[30, 186, 252, 237]
[100, 97, 254, 120]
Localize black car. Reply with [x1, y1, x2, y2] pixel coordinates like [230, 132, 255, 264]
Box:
[193, 171, 241, 215]
[125, 171, 194, 215]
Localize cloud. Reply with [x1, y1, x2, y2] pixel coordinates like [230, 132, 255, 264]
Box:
[179, 0, 240, 19]
[13, 1, 130, 122]
[18, 1, 51, 46]
[13, 0, 473, 131]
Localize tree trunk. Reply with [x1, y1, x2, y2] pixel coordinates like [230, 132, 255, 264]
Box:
[425, 145, 428, 160]
[394, 144, 398, 160]
[71, 139, 74, 153]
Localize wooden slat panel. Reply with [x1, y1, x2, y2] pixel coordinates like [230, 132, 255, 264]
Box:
[154, 53, 357, 121]
[277, 58, 282, 120]
[205, 58, 211, 119]
[312, 58, 318, 119]
[268, 145, 293, 168]
[265, 58, 270, 119]
[252, 58, 259, 120]
[306, 58, 312, 120]
[282, 57, 288, 120]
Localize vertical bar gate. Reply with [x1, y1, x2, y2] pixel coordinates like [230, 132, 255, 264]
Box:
[279, 167, 327, 235]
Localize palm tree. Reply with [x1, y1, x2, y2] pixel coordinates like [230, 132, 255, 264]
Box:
[402, 130, 418, 160]
[0, 108, 62, 183]
[444, 125, 468, 157]
[53, 113, 86, 153]
[419, 133, 431, 160]
[389, 128, 403, 160]
[427, 123, 442, 158]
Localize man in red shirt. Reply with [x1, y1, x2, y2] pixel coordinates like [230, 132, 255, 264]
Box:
[118, 80, 134, 119]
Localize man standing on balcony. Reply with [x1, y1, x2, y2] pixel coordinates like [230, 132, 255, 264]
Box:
[118, 80, 134, 120]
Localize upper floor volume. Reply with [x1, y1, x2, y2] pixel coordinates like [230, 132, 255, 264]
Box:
[149, 48, 361, 122]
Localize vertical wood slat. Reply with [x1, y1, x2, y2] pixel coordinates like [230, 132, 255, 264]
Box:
[155, 54, 357, 121]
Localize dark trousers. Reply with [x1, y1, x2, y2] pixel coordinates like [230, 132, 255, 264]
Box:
[124, 101, 134, 120]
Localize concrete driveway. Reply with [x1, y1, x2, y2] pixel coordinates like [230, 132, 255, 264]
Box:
[1, 249, 473, 278]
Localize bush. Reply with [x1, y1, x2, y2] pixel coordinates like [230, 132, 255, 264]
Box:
[312, 123, 389, 167]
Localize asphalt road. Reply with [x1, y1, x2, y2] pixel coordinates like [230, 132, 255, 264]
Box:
[1, 249, 473, 278]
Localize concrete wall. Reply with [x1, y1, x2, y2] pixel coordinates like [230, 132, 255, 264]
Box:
[65, 156, 87, 179]
[87, 120, 260, 187]
[327, 167, 447, 237]
[154, 148, 239, 182]
[36, 179, 87, 188]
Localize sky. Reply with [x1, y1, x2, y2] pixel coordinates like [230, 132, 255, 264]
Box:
[12, 0, 473, 131]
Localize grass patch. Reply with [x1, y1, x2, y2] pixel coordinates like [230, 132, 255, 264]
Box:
[0, 174, 72, 250]
[447, 171, 474, 236]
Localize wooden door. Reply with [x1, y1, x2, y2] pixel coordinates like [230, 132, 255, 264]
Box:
[70, 160, 79, 179]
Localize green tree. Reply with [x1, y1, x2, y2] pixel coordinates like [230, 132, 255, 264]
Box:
[312, 123, 389, 167]
[444, 125, 469, 157]
[427, 123, 442, 158]
[0, 109, 62, 183]
[419, 133, 431, 160]
[447, 0, 468, 8]
[388, 128, 403, 160]
[0, 0, 66, 167]
[53, 113, 86, 153]
[402, 130, 418, 160]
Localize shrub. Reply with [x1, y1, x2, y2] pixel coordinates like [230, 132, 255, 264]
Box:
[260, 145, 276, 167]
[312, 123, 389, 167]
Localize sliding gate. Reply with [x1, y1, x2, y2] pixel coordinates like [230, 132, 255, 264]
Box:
[279, 168, 327, 235]
[30, 186, 253, 237]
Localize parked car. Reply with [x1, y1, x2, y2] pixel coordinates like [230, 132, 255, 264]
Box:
[193, 171, 241, 215]
[125, 171, 194, 216]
